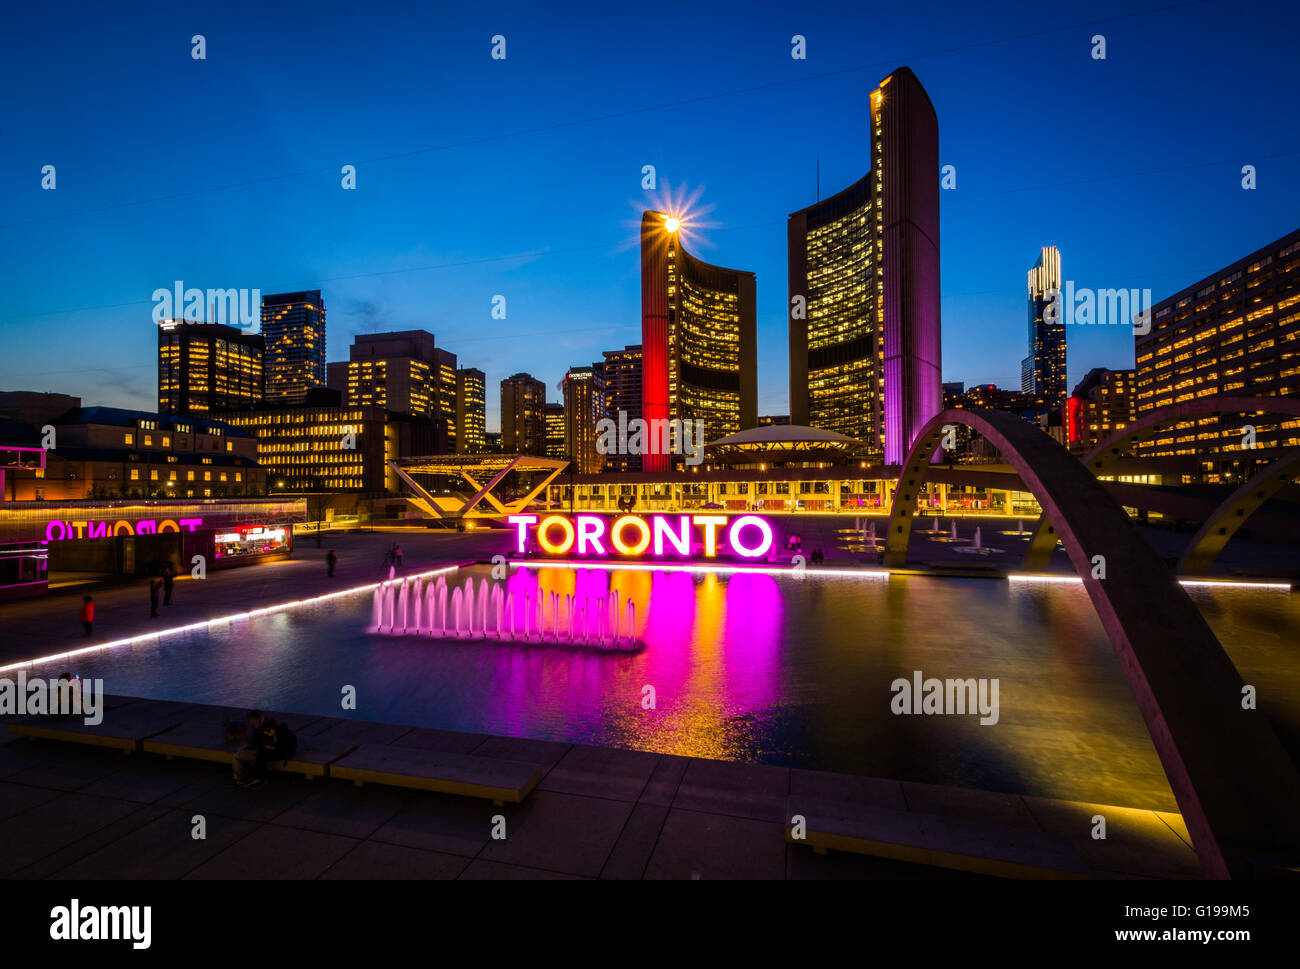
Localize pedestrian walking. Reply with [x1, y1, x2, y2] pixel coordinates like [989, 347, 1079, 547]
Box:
[327, 549, 337, 577]
[393, 545, 403, 569]
[79, 596, 94, 636]
[162, 566, 175, 605]
[149, 579, 161, 618]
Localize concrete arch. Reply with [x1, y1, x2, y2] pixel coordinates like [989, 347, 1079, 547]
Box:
[1023, 397, 1300, 570]
[887, 408, 1300, 879]
[1178, 449, 1300, 575]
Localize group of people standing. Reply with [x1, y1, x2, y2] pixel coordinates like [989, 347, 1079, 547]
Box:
[148, 566, 176, 617]
[76, 563, 176, 635]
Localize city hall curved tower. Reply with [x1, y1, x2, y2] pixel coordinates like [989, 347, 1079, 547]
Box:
[641, 210, 756, 472]
[788, 66, 941, 466]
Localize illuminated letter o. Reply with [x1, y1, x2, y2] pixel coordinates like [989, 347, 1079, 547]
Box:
[113, 520, 135, 536]
[158, 519, 179, 533]
[537, 515, 576, 555]
[610, 515, 651, 556]
[45, 519, 68, 543]
[728, 515, 773, 558]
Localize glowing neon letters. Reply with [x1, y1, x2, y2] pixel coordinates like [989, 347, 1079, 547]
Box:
[43, 518, 203, 543]
[507, 513, 773, 559]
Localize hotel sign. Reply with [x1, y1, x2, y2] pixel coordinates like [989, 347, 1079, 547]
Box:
[43, 517, 203, 543]
[508, 513, 775, 559]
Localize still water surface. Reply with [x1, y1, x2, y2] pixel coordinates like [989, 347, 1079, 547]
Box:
[33, 565, 1300, 810]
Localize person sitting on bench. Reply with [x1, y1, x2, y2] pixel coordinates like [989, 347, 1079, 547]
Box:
[264, 720, 298, 769]
[231, 710, 265, 787]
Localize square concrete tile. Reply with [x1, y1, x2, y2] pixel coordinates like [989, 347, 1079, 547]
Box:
[540, 744, 659, 801]
[672, 759, 790, 822]
[320, 841, 469, 880]
[184, 823, 359, 879]
[638, 755, 690, 807]
[304, 718, 414, 745]
[0, 733, 64, 779]
[4, 742, 136, 792]
[600, 802, 668, 879]
[271, 783, 411, 840]
[390, 727, 486, 755]
[478, 790, 632, 878]
[157, 769, 317, 823]
[50, 808, 260, 879]
[644, 808, 786, 880]
[369, 793, 513, 857]
[0, 780, 62, 821]
[79, 755, 220, 804]
[471, 735, 571, 770]
[0, 792, 152, 876]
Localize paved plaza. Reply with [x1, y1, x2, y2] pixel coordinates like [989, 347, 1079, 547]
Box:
[0, 700, 1202, 880]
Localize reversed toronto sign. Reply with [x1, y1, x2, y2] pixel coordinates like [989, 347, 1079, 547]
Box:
[43, 517, 203, 543]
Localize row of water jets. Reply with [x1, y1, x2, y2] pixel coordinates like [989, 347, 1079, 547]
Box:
[371, 573, 642, 651]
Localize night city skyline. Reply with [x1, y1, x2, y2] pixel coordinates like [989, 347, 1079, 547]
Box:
[6, 0, 1300, 921]
[4, 0, 1300, 430]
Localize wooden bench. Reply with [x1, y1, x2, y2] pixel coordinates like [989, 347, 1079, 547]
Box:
[141, 716, 352, 779]
[7, 707, 182, 753]
[329, 743, 544, 805]
[786, 796, 1090, 879]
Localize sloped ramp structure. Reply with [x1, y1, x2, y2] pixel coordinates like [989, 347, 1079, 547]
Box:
[389, 454, 568, 521]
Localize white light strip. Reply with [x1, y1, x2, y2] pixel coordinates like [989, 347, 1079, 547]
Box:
[1008, 573, 1291, 591]
[0, 564, 465, 674]
[513, 559, 890, 580]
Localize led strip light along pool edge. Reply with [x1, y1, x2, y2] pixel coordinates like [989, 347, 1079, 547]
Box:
[3, 559, 1288, 673]
[0, 563, 465, 674]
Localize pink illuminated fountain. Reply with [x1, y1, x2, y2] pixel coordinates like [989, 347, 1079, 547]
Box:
[370, 574, 642, 650]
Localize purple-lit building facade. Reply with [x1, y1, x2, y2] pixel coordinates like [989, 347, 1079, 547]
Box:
[788, 66, 942, 466]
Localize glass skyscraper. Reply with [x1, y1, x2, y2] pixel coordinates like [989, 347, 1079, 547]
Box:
[641, 211, 756, 472]
[261, 290, 326, 406]
[1022, 246, 1066, 409]
[788, 66, 941, 466]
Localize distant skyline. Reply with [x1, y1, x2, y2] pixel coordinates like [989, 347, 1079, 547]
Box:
[2, 0, 1299, 432]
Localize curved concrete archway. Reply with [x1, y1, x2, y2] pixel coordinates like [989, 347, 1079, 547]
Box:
[1023, 397, 1300, 570]
[887, 408, 1300, 878]
[1178, 449, 1300, 575]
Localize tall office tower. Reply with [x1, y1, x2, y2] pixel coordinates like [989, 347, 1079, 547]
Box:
[261, 291, 326, 405]
[601, 345, 643, 471]
[544, 402, 566, 459]
[455, 368, 486, 453]
[1066, 367, 1134, 455]
[1135, 227, 1300, 483]
[337, 330, 439, 417]
[157, 320, 264, 415]
[1022, 246, 1066, 408]
[641, 211, 756, 472]
[562, 366, 605, 473]
[788, 66, 941, 465]
[433, 348, 458, 450]
[500, 372, 547, 456]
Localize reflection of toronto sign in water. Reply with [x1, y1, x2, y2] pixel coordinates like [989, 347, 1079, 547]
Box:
[43, 518, 203, 542]
[508, 513, 775, 558]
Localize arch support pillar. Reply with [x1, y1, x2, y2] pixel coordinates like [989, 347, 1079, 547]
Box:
[1178, 450, 1300, 575]
[886, 408, 1300, 878]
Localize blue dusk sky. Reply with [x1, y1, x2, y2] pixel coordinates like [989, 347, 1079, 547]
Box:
[2, 0, 1298, 430]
